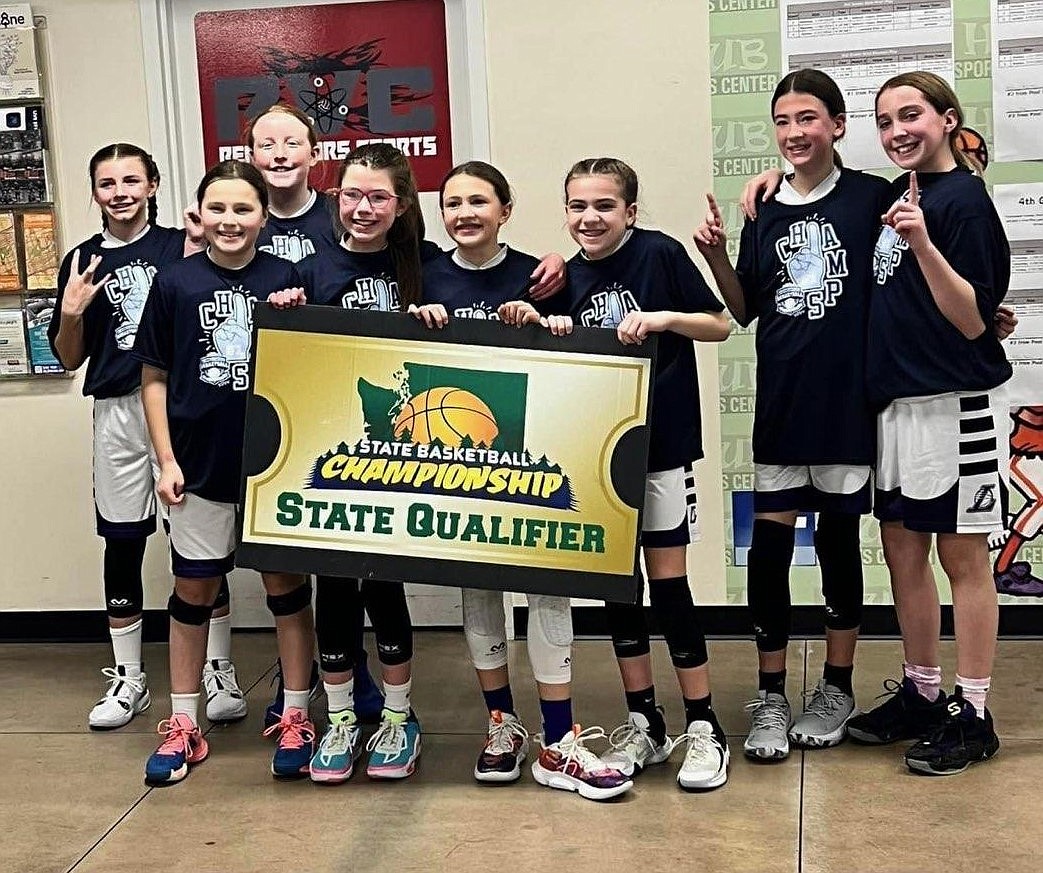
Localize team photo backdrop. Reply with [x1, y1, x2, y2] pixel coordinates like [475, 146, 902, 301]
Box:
[710, 0, 1043, 605]
[238, 307, 655, 603]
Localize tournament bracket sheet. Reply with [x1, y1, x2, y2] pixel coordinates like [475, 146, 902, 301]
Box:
[237, 307, 655, 604]
[992, 0, 1043, 162]
[994, 183, 1043, 405]
[781, 0, 955, 170]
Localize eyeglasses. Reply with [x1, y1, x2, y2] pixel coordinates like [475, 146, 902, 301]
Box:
[335, 188, 399, 208]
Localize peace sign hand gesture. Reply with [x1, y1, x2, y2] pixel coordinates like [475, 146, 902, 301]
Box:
[882, 171, 930, 253]
[61, 249, 111, 318]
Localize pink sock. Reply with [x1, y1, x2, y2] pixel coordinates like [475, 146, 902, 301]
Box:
[956, 675, 990, 719]
[903, 663, 942, 702]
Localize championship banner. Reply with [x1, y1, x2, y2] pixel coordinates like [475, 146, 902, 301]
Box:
[194, 0, 452, 191]
[238, 307, 655, 603]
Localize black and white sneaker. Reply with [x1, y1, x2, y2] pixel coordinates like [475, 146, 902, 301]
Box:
[905, 691, 1000, 776]
[846, 677, 947, 745]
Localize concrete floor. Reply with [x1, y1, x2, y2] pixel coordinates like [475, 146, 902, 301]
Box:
[2, 633, 1040, 873]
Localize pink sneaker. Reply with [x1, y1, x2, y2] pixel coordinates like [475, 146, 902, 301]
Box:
[144, 713, 209, 785]
[264, 706, 316, 779]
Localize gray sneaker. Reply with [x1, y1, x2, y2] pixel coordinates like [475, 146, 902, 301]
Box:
[743, 691, 792, 761]
[789, 680, 856, 748]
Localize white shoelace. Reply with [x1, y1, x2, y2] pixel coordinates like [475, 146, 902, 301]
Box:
[557, 726, 611, 772]
[669, 723, 724, 765]
[99, 667, 146, 699]
[366, 716, 408, 757]
[487, 717, 528, 755]
[318, 721, 357, 764]
[607, 720, 658, 760]
[745, 697, 790, 732]
[204, 662, 240, 696]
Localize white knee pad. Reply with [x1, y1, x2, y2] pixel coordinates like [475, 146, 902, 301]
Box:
[526, 594, 573, 684]
[461, 587, 508, 670]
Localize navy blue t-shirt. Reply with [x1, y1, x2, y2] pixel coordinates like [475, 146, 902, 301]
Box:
[420, 247, 539, 318]
[133, 251, 300, 503]
[736, 169, 891, 465]
[868, 168, 1012, 407]
[49, 225, 186, 399]
[298, 239, 442, 311]
[257, 192, 338, 263]
[559, 228, 725, 471]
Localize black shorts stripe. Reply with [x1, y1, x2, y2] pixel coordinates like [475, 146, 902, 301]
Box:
[960, 436, 997, 455]
[685, 494, 698, 505]
[960, 416, 994, 435]
[959, 459, 998, 476]
[959, 394, 989, 413]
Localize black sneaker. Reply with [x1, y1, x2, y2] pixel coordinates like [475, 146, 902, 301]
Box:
[905, 691, 999, 776]
[846, 677, 947, 744]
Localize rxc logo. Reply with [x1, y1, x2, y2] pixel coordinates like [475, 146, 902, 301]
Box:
[214, 69, 435, 141]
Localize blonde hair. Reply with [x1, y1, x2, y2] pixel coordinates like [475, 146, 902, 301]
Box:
[875, 72, 983, 173]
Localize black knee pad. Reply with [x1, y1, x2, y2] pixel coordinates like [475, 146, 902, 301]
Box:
[103, 536, 147, 619]
[168, 591, 215, 626]
[605, 601, 651, 659]
[747, 518, 795, 651]
[815, 511, 864, 631]
[315, 576, 363, 673]
[266, 580, 313, 617]
[362, 580, 413, 665]
[648, 576, 708, 669]
[212, 575, 231, 611]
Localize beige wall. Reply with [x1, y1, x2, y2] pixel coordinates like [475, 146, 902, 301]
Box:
[0, 1, 170, 611]
[0, 0, 724, 613]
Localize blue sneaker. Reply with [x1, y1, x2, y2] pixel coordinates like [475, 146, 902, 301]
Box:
[264, 659, 321, 730]
[366, 709, 421, 779]
[354, 649, 385, 725]
[310, 711, 363, 784]
[264, 707, 316, 779]
[144, 713, 208, 786]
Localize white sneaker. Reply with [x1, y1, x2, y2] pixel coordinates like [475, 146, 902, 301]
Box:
[601, 711, 671, 776]
[88, 666, 150, 730]
[673, 720, 729, 790]
[203, 659, 248, 723]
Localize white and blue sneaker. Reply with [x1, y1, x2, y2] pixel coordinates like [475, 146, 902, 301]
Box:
[366, 709, 421, 779]
[310, 711, 363, 784]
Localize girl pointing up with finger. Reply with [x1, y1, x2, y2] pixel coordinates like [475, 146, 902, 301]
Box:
[858, 72, 1011, 776]
[695, 70, 891, 761]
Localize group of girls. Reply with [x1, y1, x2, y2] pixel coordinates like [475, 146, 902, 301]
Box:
[54, 63, 1012, 797]
[697, 68, 1012, 776]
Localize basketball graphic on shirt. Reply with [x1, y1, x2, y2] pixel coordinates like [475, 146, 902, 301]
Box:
[393, 387, 499, 447]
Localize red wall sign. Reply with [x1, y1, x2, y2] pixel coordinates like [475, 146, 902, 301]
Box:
[195, 0, 453, 191]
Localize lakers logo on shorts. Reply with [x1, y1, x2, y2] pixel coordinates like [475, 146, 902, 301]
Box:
[967, 484, 997, 514]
